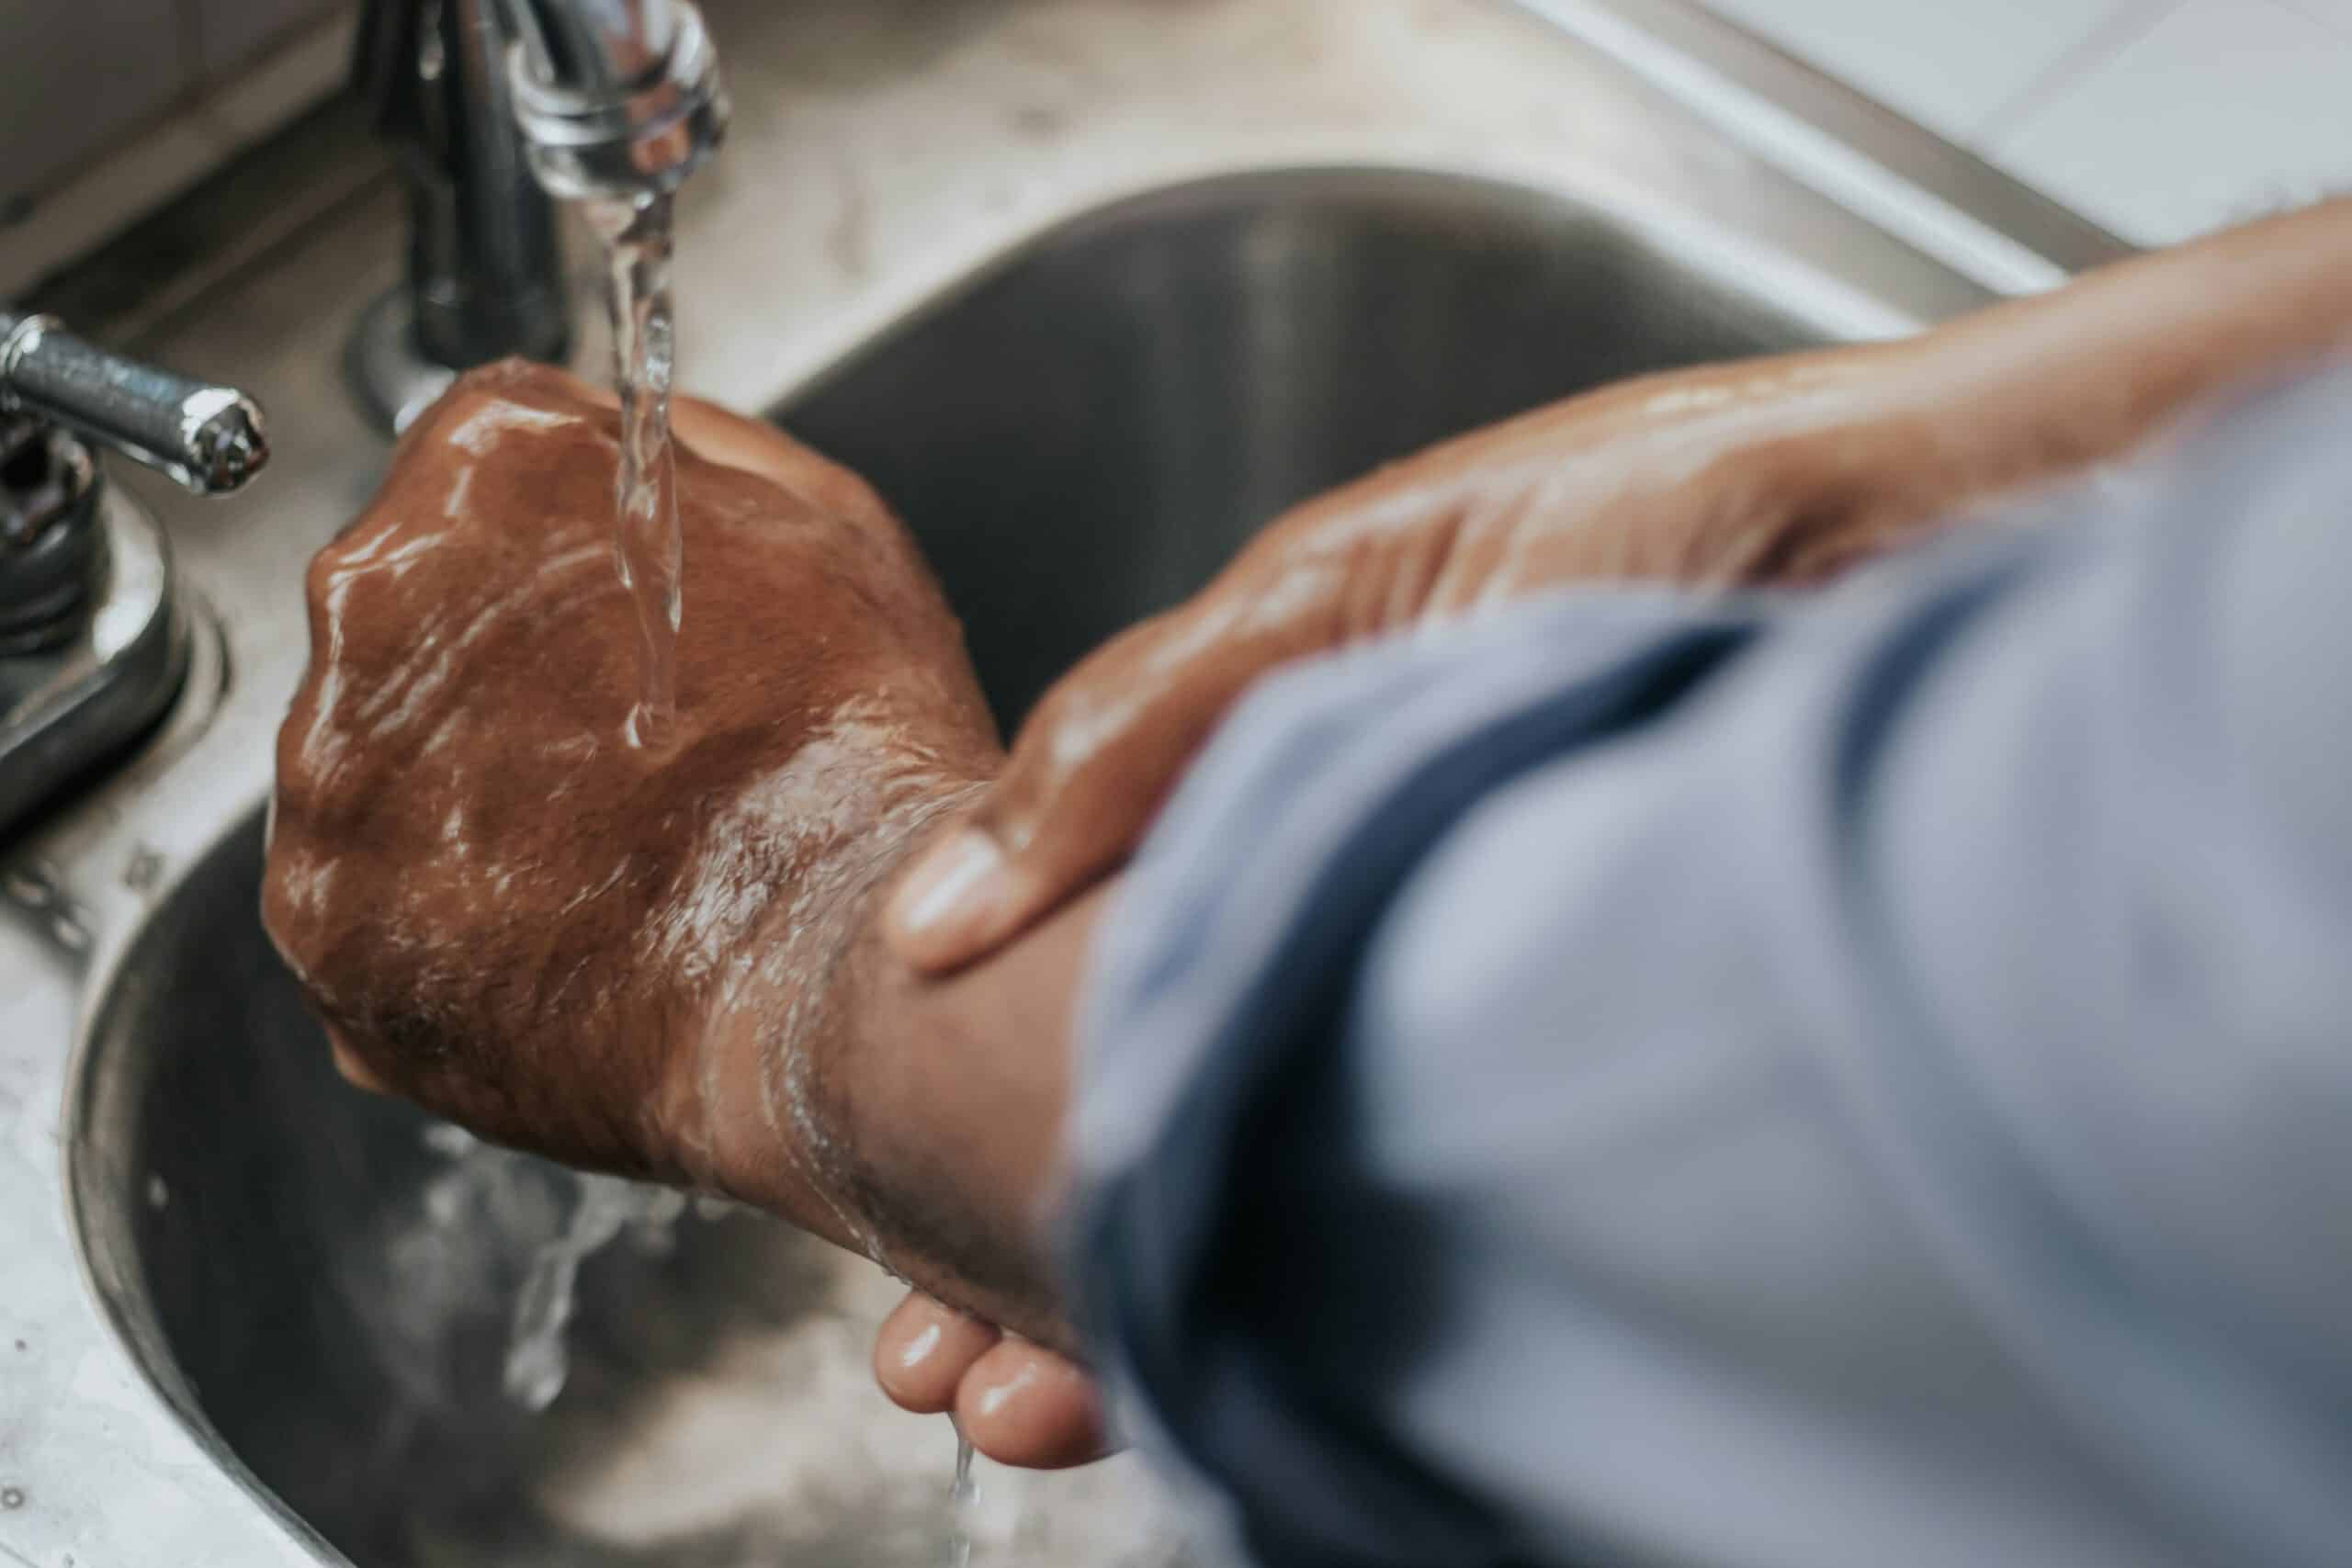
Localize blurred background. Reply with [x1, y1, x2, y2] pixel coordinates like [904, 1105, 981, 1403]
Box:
[1697, 0, 2352, 242]
[6, 0, 2350, 305]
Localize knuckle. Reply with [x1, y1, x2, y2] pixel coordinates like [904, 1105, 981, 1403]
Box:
[302, 536, 347, 602]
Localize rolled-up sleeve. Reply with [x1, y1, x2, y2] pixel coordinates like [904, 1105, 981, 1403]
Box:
[1067, 365, 2352, 1568]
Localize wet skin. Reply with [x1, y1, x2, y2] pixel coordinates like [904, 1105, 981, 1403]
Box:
[886, 198, 2352, 977]
[266, 199, 2352, 1470]
[266, 360, 1080, 1344]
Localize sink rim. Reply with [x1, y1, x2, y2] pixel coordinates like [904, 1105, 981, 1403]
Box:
[762, 159, 1931, 412]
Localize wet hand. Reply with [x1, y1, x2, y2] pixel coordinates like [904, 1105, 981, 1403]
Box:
[873, 1291, 1108, 1470]
[891, 177, 2352, 973]
[884, 343, 2002, 972]
[263, 359, 1000, 1212]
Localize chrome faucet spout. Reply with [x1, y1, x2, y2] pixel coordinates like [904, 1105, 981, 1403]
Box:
[503, 0, 680, 93]
[496, 0, 728, 202]
[346, 0, 727, 430]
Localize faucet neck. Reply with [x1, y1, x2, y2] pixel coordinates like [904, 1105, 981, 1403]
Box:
[361, 0, 571, 373]
[345, 0, 727, 427]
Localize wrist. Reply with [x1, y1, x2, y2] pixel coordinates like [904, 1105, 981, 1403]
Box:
[628, 679, 996, 1190]
[854, 812, 1104, 1340]
[673, 761, 989, 1215]
[682, 770, 1092, 1349]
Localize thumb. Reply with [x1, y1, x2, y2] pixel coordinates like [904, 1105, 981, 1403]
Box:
[884, 611, 1265, 973]
[884, 558, 1358, 973]
[882, 716, 1180, 976]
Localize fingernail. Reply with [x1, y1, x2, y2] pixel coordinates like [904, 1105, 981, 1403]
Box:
[892, 829, 1005, 941]
[899, 1320, 944, 1371]
[976, 1361, 1039, 1418]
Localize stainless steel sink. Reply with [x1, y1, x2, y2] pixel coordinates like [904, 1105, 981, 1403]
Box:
[67, 167, 1838, 1567]
[2, 1, 2114, 1562]
[784, 171, 1827, 728]
[72, 817, 1193, 1567]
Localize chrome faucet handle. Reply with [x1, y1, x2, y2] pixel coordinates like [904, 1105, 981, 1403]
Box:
[0, 316, 242, 829]
[0, 309, 267, 496]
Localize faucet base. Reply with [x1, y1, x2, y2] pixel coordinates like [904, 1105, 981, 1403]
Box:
[0, 480, 187, 837]
[345, 288, 463, 435]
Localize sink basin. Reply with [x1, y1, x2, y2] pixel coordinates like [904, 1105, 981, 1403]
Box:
[73, 812, 1193, 1567]
[785, 169, 1826, 729]
[67, 169, 1841, 1565]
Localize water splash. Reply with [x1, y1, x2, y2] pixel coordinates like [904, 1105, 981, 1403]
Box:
[413, 1124, 696, 1412]
[505, 1175, 667, 1409]
[587, 191, 683, 753]
[390, 1130, 1194, 1562]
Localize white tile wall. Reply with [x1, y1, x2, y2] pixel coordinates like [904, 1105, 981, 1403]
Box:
[2269, 0, 2352, 40]
[1990, 0, 2352, 243]
[7, 0, 2350, 291]
[1703, 0, 2352, 247]
[1702, 0, 2142, 142]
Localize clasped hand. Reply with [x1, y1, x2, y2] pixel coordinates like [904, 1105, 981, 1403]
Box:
[272, 199, 2349, 1470]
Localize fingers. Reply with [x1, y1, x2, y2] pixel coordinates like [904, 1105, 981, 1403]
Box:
[885, 773, 1156, 976]
[873, 1292, 1001, 1414]
[885, 614, 1263, 974]
[954, 1337, 1110, 1470]
[872, 1292, 1113, 1470]
[884, 821, 1046, 975]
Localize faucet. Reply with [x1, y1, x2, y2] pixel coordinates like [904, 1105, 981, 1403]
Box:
[347, 0, 729, 431]
[0, 308, 267, 833]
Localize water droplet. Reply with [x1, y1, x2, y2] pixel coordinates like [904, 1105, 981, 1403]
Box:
[2, 1485, 27, 1509]
[144, 1175, 168, 1210]
[123, 847, 164, 893]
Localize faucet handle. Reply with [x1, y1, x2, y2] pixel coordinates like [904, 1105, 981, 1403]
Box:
[0, 310, 268, 496]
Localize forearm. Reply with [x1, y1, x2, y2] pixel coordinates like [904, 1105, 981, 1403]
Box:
[1061, 367, 2352, 1563]
[684, 205, 2352, 1346]
[1208, 201, 2352, 615]
[1771, 197, 2352, 547]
